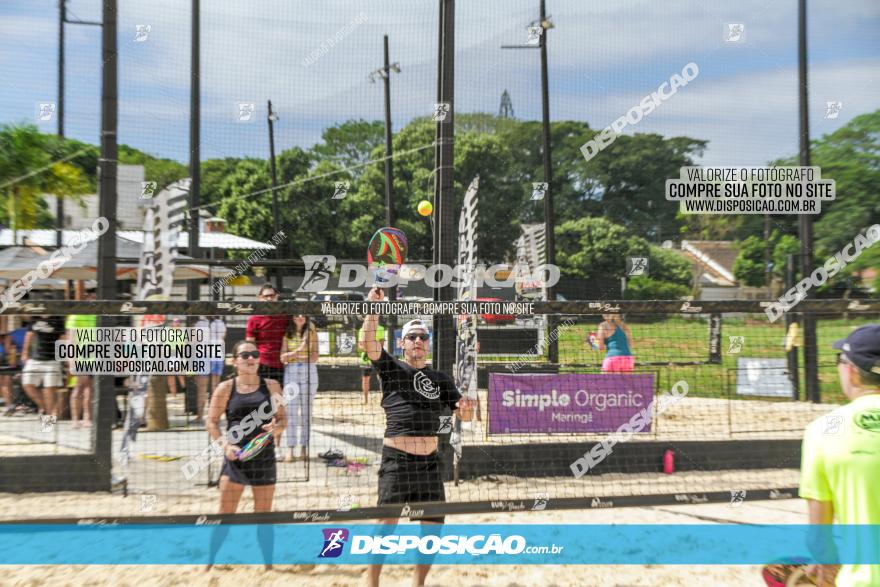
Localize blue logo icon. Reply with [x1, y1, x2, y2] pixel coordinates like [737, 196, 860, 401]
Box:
[318, 528, 349, 558]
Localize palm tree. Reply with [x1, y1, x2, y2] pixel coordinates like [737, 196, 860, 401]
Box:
[0, 124, 90, 243]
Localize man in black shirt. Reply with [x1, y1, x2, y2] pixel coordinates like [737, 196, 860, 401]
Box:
[22, 316, 67, 417]
[362, 287, 464, 587]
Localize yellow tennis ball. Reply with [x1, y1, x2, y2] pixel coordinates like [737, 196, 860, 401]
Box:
[417, 200, 433, 216]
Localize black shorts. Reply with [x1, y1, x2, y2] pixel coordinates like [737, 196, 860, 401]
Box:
[360, 365, 373, 376]
[377, 445, 445, 523]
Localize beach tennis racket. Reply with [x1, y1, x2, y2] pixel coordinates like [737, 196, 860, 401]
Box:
[761, 557, 838, 586]
[367, 227, 408, 285]
[235, 431, 272, 461]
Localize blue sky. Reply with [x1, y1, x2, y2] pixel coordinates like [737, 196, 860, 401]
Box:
[1, 0, 877, 168]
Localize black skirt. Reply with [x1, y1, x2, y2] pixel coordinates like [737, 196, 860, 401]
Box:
[221, 441, 277, 486]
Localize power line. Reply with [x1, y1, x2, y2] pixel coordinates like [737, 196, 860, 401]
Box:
[187, 140, 436, 214]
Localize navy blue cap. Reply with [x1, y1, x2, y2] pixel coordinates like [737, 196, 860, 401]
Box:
[833, 324, 880, 375]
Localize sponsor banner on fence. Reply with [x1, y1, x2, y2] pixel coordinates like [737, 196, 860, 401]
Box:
[488, 373, 655, 434]
[1, 524, 876, 565]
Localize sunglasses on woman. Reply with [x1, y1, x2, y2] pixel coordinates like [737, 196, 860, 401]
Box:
[405, 333, 429, 341]
[236, 350, 261, 359]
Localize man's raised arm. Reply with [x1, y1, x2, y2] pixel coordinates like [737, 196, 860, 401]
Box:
[363, 287, 385, 361]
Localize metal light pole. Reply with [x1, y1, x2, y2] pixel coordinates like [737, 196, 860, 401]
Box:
[502, 1, 557, 362]
[369, 36, 401, 227]
[432, 0, 455, 374]
[371, 35, 401, 354]
[267, 99, 281, 291]
[538, 0, 557, 363]
[57, 0, 65, 250]
[187, 0, 201, 304]
[798, 0, 819, 403]
[57, 0, 101, 249]
[383, 37, 398, 228]
[94, 0, 118, 486]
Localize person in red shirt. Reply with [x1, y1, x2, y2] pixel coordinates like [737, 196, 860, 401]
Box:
[245, 284, 288, 384]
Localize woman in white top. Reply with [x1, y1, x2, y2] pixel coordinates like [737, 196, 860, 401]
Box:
[195, 315, 227, 426]
[279, 314, 319, 462]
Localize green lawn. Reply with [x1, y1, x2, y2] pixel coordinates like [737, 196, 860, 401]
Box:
[325, 315, 875, 405]
[547, 316, 873, 405]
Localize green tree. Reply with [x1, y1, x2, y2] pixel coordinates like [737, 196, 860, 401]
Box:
[215, 159, 274, 249]
[624, 276, 689, 300]
[771, 234, 800, 278]
[810, 111, 880, 255]
[311, 119, 384, 177]
[741, 110, 880, 287]
[557, 216, 693, 299]
[734, 231, 802, 287]
[0, 124, 90, 233]
[579, 132, 707, 241]
[333, 117, 524, 263]
[732, 236, 764, 287]
[648, 246, 693, 287]
[557, 217, 639, 281]
[118, 144, 187, 190]
[201, 157, 243, 208]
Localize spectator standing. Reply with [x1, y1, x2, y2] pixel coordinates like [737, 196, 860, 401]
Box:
[21, 315, 67, 417]
[66, 289, 97, 428]
[195, 315, 227, 425]
[166, 318, 187, 398]
[0, 315, 13, 415]
[799, 325, 880, 587]
[279, 314, 319, 462]
[245, 284, 288, 384]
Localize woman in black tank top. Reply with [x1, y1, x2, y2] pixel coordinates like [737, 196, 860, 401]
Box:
[204, 340, 286, 571]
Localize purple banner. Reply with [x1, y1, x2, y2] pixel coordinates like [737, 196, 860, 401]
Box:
[488, 373, 655, 434]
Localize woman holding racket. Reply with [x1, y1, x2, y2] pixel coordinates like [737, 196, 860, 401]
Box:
[205, 340, 286, 571]
[279, 314, 319, 462]
[597, 314, 635, 373]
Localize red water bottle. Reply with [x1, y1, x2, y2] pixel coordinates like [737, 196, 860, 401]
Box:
[663, 449, 675, 474]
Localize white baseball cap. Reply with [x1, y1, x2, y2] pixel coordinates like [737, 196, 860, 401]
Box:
[401, 319, 430, 338]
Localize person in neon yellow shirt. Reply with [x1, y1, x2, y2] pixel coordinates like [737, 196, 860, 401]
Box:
[66, 290, 97, 428]
[357, 322, 385, 404]
[800, 324, 880, 587]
